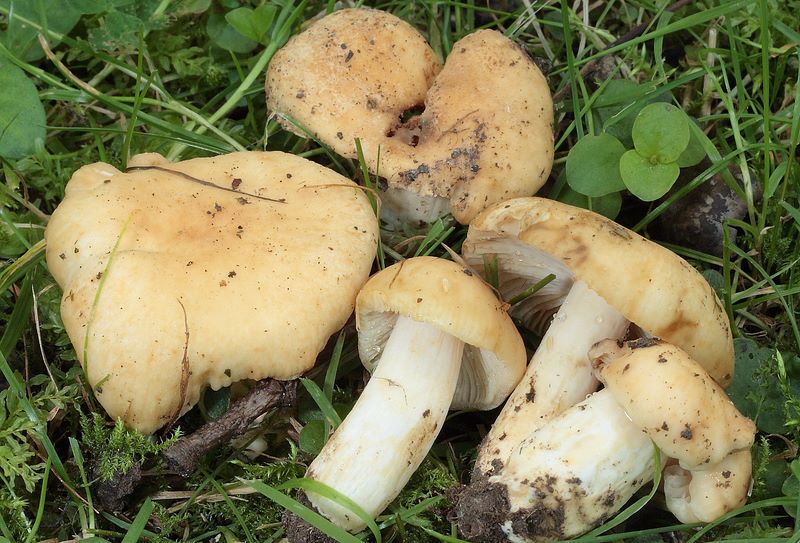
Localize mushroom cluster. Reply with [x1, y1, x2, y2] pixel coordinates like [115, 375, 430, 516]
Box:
[454, 197, 755, 542]
[266, 8, 554, 226]
[41, 5, 758, 541]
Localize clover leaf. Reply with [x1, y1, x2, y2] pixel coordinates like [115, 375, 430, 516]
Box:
[225, 4, 277, 45]
[676, 122, 707, 167]
[631, 102, 690, 163]
[619, 149, 680, 201]
[594, 80, 670, 147]
[565, 133, 627, 197]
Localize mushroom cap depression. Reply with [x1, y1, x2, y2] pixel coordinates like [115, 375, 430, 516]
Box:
[591, 339, 755, 469]
[45, 151, 378, 434]
[266, 8, 554, 224]
[463, 197, 734, 386]
[356, 257, 527, 410]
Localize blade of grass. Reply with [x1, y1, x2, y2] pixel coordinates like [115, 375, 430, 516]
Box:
[280, 477, 382, 543]
[249, 479, 363, 543]
[509, 274, 556, 306]
[69, 437, 96, 531]
[300, 377, 342, 429]
[82, 214, 133, 383]
[201, 470, 256, 543]
[322, 331, 346, 438]
[120, 498, 154, 543]
[571, 0, 750, 70]
[0, 273, 34, 357]
[0, 239, 46, 294]
[354, 137, 386, 270]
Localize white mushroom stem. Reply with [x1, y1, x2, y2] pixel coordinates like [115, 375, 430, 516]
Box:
[474, 280, 629, 476]
[379, 186, 451, 229]
[457, 389, 663, 543]
[304, 315, 464, 532]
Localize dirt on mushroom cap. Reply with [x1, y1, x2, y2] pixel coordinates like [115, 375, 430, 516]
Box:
[45, 151, 378, 434]
[464, 197, 735, 386]
[266, 8, 554, 224]
[592, 338, 755, 469]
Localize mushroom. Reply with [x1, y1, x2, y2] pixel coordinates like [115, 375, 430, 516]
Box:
[456, 339, 755, 542]
[460, 197, 734, 479]
[592, 339, 755, 524]
[44, 151, 378, 435]
[266, 8, 554, 226]
[283, 256, 526, 539]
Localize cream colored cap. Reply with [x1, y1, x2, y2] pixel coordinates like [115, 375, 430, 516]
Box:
[592, 339, 755, 469]
[45, 151, 378, 434]
[464, 197, 735, 386]
[664, 449, 752, 523]
[266, 8, 441, 156]
[267, 9, 554, 224]
[356, 257, 526, 410]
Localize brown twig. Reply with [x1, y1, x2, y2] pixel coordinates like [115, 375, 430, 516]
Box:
[162, 378, 297, 477]
[552, 0, 695, 103]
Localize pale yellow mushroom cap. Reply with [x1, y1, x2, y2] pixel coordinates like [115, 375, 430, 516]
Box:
[45, 151, 378, 434]
[591, 339, 755, 469]
[664, 449, 753, 523]
[266, 8, 554, 225]
[266, 8, 441, 153]
[464, 197, 735, 386]
[356, 257, 527, 410]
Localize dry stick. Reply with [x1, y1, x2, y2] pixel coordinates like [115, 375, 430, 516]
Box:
[163, 379, 298, 477]
[552, 0, 694, 103]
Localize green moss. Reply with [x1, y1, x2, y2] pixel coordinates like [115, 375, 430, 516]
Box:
[80, 412, 180, 481]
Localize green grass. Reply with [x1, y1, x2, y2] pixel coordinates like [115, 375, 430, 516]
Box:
[1, 0, 799, 541]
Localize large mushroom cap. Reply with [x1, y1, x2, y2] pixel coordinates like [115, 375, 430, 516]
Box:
[591, 339, 755, 470]
[356, 257, 526, 410]
[267, 8, 554, 225]
[463, 197, 734, 386]
[45, 151, 378, 434]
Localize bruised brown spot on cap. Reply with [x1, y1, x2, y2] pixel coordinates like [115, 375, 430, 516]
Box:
[680, 423, 693, 439]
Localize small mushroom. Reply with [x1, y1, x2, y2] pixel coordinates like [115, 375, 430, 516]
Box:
[284, 257, 526, 538]
[45, 151, 378, 435]
[593, 339, 755, 524]
[460, 197, 734, 479]
[663, 449, 753, 523]
[456, 339, 754, 542]
[266, 8, 554, 226]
